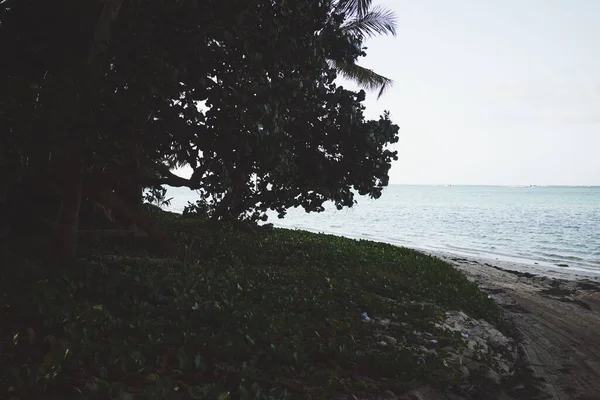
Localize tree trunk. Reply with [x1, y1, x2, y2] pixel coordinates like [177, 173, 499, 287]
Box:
[51, 0, 124, 263]
[86, 179, 177, 255]
[213, 175, 257, 235]
[52, 151, 84, 262]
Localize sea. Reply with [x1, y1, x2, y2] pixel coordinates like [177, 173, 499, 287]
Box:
[164, 185, 600, 274]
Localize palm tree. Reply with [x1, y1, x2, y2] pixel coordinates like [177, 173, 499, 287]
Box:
[327, 0, 397, 98]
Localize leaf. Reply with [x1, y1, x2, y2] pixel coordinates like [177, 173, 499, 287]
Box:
[43, 350, 63, 369]
[26, 328, 35, 344]
[188, 386, 204, 399]
[217, 392, 230, 400]
[194, 354, 206, 371]
[341, 6, 397, 38]
[252, 382, 261, 398]
[327, 59, 393, 98]
[144, 373, 159, 383]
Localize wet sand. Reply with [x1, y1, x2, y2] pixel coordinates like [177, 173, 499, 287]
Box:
[430, 252, 600, 400]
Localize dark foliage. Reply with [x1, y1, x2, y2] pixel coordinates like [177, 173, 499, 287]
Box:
[0, 0, 399, 257]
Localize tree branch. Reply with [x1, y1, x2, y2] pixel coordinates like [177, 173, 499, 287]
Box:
[139, 176, 195, 188]
[139, 160, 202, 189]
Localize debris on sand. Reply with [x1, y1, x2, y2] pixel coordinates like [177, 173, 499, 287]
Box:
[437, 310, 516, 376]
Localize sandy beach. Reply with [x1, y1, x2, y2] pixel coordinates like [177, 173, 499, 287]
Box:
[430, 252, 600, 400]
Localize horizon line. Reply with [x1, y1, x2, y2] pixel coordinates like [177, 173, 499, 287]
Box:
[387, 183, 600, 188]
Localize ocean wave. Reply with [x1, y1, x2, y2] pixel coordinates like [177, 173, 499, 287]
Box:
[537, 253, 585, 261]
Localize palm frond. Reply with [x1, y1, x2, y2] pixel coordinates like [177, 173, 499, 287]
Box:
[341, 5, 397, 38]
[335, 0, 372, 19]
[328, 58, 393, 99]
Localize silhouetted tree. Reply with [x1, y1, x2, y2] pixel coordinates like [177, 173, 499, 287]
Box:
[0, 0, 399, 260]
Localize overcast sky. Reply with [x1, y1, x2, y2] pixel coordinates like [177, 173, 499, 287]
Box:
[176, 0, 599, 186]
[344, 0, 600, 186]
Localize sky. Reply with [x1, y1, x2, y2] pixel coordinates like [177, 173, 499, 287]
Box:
[176, 0, 600, 186]
[344, 0, 600, 186]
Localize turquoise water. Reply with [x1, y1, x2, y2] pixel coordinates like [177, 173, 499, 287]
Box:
[165, 185, 600, 272]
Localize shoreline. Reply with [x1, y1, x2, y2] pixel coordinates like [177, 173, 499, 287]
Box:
[426, 249, 600, 282]
[439, 252, 600, 399]
[415, 243, 600, 276]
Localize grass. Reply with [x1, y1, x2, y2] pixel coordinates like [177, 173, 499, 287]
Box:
[1, 210, 502, 399]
